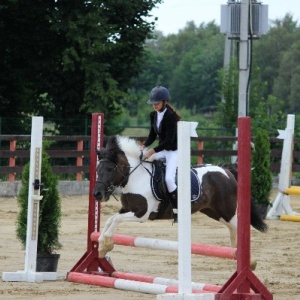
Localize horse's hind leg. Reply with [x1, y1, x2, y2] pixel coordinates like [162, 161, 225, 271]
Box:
[220, 214, 257, 270]
[219, 215, 237, 248]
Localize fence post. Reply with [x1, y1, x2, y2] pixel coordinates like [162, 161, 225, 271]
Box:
[197, 141, 204, 164]
[76, 140, 83, 181]
[9, 139, 16, 182]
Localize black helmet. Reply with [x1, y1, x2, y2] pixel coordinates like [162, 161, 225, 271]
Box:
[147, 86, 170, 105]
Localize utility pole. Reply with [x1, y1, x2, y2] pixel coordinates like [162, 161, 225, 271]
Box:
[238, 0, 250, 117]
[221, 0, 268, 116]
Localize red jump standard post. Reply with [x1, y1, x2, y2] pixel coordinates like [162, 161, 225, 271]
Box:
[67, 113, 115, 276]
[215, 117, 273, 300]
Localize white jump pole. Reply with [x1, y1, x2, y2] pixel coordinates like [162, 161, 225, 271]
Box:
[2, 116, 55, 282]
[158, 121, 214, 300]
[267, 114, 299, 219]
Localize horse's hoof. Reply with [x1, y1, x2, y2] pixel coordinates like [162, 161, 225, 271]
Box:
[250, 259, 257, 270]
[104, 236, 114, 247]
[98, 237, 114, 258]
[98, 248, 108, 258]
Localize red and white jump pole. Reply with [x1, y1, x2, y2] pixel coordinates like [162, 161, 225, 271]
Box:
[90, 232, 237, 260]
[68, 271, 217, 295]
[112, 271, 221, 293]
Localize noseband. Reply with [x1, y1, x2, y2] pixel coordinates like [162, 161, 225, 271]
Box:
[95, 158, 129, 195]
[96, 148, 155, 201]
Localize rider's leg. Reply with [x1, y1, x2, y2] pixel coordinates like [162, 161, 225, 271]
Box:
[165, 150, 178, 222]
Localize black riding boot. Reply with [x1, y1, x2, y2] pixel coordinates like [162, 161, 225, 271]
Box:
[169, 188, 178, 223]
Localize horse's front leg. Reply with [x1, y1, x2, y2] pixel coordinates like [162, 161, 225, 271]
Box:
[98, 211, 148, 258]
[98, 213, 118, 258]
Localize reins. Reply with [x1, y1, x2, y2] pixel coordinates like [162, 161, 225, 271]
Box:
[97, 157, 147, 200]
[96, 149, 156, 201]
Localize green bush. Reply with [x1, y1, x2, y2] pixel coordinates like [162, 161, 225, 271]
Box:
[16, 150, 62, 254]
[251, 129, 273, 206]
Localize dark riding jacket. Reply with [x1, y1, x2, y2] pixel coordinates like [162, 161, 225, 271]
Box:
[144, 107, 177, 153]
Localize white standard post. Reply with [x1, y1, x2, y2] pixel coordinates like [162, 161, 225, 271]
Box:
[24, 116, 44, 278]
[2, 116, 55, 282]
[267, 114, 299, 218]
[158, 121, 214, 300]
[277, 114, 295, 192]
[238, 0, 250, 117]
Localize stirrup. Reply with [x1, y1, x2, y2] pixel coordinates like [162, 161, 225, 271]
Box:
[173, 214, 178, 224]
[172, 209, 178, 224]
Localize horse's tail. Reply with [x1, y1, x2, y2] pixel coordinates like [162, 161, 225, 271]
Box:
[250, 199, 268, 232]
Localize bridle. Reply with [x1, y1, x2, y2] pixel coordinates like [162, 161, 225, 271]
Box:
[95, 157, 144, 199]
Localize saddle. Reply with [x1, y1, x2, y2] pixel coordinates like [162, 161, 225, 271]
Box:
[150, 160, 201, 202]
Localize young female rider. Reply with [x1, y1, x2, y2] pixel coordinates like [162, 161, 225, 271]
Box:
[142, 86, 181, 222]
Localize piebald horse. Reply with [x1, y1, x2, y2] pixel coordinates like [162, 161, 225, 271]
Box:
[93, 135, 267, 258]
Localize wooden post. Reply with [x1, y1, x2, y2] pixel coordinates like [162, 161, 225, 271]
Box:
[197, 141, 204, 164]
[9, 140, 16, 182]
[76, 140, 83, 181]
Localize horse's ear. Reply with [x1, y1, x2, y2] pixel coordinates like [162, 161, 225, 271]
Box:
[96, 149, 104, 160]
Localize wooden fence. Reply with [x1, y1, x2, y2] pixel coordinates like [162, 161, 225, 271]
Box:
[1, 135, 300, 182]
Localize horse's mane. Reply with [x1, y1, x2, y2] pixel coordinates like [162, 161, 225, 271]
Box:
[115, 135, 141, 159]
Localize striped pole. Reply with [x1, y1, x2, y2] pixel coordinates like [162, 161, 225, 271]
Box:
[68, 272, 216, 295]
[112, 271, 221, 293]
[91, 232, 237, 260]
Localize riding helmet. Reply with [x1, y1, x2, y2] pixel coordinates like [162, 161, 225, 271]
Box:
[147, 86, 170, 105]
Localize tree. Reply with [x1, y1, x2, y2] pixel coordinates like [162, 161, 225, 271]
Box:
[273, 40, 300, 113]
[0, 0, 61, 133]
[16, 149, 61, 255]
[253, 14, 300, 102]
[251, 128, 273, 216]
[216, 57, 239, 130]
[133, 21, 225, 114]
[0, 0, 162, 134]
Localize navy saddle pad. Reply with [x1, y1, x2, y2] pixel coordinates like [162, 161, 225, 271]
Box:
[150, 163, 200, 202]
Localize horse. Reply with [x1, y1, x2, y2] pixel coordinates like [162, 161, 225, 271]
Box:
[93, 135, 268, 259]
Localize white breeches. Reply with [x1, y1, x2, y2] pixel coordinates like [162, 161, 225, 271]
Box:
[155, 150, 178, 193]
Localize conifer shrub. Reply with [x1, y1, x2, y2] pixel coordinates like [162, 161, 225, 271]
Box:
[251, 129, 273, 208]
[16, 149, 61, 254]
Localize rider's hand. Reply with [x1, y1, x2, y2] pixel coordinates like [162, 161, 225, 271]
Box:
[144, 149, 155, 160]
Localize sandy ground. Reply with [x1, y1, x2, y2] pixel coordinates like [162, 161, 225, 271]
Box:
[1, 190, 300, 300]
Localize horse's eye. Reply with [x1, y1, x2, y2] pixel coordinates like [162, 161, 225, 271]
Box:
[106, 167, 114, 172]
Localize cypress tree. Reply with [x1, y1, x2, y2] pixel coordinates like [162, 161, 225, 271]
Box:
[16, 149, 61, 254]
[251, 129, 273, 211]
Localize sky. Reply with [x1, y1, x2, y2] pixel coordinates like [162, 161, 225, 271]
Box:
[149, 0, 299, 35]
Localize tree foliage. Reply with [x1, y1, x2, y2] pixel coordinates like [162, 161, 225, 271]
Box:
[251, 128, 273, 206]
[134, 21, 225, 113]
[1, 6, 300, 133]
[0, 0, 161, 134]
[253, 14, 300, 113]
[216, 58, 239, 129]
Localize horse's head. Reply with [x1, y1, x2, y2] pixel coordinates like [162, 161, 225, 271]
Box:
[93, 136, 130, 202]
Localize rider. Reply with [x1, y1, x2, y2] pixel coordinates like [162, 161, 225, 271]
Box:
[142, 86, 181, 222]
